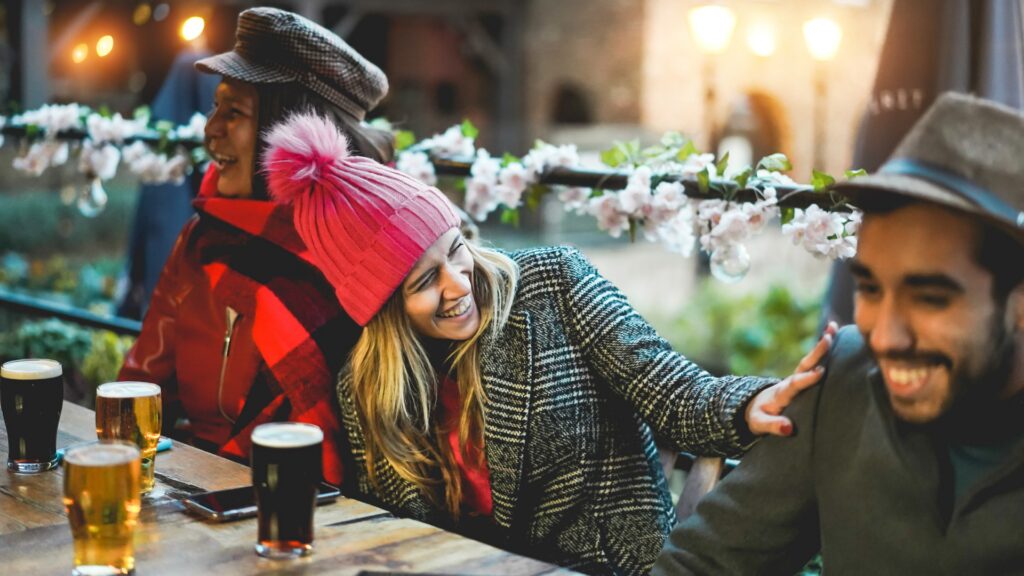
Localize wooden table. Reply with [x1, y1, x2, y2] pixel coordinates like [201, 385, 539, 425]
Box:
[0, 401, 568, 575]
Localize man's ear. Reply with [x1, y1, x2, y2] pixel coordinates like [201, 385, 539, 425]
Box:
[1011, 283, 1024, 330]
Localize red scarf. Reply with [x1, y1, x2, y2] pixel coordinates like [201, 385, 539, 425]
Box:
[191, 167, 359, 485]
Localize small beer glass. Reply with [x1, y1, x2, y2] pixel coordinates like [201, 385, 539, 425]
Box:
[1, 359, 64, 473]
[63, 441, 142, 576]
[95, 382, 162, 493]
[251, 422, 323, 558]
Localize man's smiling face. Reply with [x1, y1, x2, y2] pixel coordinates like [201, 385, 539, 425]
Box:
[852, 203, 1019, 424]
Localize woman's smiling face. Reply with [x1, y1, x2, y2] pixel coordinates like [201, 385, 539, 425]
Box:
[205, 79, 258, 198]
[401, 228, 480, 342]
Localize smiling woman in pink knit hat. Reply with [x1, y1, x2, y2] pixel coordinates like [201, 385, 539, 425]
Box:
[265, 113, 836, 576]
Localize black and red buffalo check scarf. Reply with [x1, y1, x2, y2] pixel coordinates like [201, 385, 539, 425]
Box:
[191, 167, 360, 485]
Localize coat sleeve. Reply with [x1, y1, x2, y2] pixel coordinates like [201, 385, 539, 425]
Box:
[651, 359, 825, 576]
[118, 218, 196, 436]
[556, 247, 775, 456]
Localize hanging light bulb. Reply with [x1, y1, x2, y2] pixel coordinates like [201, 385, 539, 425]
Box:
[77, 177, 108, 217]
[709, 243, 750, 283]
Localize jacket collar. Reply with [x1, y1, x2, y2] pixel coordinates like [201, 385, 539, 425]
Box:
[479, 308, 533, 530]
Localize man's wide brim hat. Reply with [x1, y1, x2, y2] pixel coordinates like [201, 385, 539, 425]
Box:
[833, 92, 1024, 243]
[195, 7, 388, 121]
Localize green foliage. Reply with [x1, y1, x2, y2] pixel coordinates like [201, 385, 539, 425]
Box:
[394, 129, 416, 152]
[757, 153, 793, 173]
[811, 170, 835, 192]
[0, 318, 135, 394]
[844, 168, 867, 179]
[460, 119, 479, 139]
[668, 282, 821, 378]
[781, 206, 796, 225]
[697, 165, 711, 194]
[0, 318, 93, 370]
[81, 330, 136, 387]
[500, 208, 520, 227]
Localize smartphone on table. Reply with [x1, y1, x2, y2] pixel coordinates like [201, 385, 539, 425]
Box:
[183, 482, 341, 521]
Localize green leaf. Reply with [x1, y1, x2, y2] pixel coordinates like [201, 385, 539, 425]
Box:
[98, 105, 112, 119]
[715, 151, 730, 177]
[502, 152, 520, 166]
[600, 146, 627, 168]
[500, 207, 520, 227]
[844, 168, 868, 179]
[25, 124, 39, 138]
[460, 118, 479, 139]
[811, 170, 836, 192]
[697, 166, 711, 194]
[526, 185, 546, 210]
[394, 130, 416, 152]
[676, 139, 699, 161]
[132, 105, 151, 124]
[757, 153, 792, 173]
[734, 167, 753, 189]
[454, 178, 467, 192]
[781, 207, 796, 225]
[154, 120, 174, 134]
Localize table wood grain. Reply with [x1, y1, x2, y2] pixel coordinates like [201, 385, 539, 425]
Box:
[1, 401, 570, 575]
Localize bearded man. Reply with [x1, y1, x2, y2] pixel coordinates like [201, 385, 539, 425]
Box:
[654, 92, 1024, 575]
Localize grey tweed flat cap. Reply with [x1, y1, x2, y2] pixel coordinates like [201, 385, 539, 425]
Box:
[196, 7, 388, 120]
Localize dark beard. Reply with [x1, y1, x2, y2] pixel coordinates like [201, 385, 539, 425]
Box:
[933, 318, 1021, 444]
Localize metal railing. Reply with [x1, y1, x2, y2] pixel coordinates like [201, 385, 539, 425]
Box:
[0, 288, 141, 336]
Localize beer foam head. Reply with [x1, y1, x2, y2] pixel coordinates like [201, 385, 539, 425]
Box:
[251, 423, 323, 448]
[64, 442, 140, 467]
[97, 381, 161, 398]
[1, 359, 62, 380]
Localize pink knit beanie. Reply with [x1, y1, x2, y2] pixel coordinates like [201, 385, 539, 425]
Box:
[263, 113, 461, 326]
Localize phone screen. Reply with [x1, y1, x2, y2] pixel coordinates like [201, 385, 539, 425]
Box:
[183, 482, 341, 521]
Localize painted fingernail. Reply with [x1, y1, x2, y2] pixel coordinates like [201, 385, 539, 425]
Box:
[781, 423, 793, 436]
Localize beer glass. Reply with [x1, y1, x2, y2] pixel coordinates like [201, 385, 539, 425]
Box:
[63, 441, 141, 576]
[1, 359, 64, 473]
[251, 422, 323, 558]
[95, 382, 162, 493]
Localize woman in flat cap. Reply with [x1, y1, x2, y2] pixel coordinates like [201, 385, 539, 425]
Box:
[263, 112, 834, 575]
[118, 7, 395, 485]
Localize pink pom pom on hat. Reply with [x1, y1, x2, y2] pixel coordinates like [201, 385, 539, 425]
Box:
[263, 112, 461, 326]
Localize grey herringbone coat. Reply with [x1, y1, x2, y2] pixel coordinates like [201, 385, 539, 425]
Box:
[336, 247, 773, 575]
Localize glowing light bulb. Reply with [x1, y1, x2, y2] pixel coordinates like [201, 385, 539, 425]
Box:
[71, 43, 89, 64]
[96, 35, 114, 58]
[180, 16, 205, 41]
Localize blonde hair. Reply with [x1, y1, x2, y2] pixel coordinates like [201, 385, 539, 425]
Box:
[348, 242, 518, 518]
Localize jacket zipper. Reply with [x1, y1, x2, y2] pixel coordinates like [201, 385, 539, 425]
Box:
[218, 307, 239, 424]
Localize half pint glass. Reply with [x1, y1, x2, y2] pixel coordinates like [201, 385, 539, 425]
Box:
[95, 382, 162, 493]
[1, 359, 64, 473]
[63, 441, 141, 576]
[251, 422, 323, 558]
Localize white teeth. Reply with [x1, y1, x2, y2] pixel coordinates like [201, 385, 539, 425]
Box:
[438, 298, 470, 318]
[889, 367, 930, 385]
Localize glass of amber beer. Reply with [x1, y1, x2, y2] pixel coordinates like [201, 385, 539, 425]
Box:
[251, 422, 323, 558]
[95, 382, 162, 493]
[1, 359, 64, 473]
[63, 441, 142, 576]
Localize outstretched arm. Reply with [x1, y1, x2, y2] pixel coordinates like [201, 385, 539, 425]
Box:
[652, 378, 823, 575]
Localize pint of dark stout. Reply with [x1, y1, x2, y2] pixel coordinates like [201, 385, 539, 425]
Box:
[251, 422, 323, 558]
[1, 359, 64, 473]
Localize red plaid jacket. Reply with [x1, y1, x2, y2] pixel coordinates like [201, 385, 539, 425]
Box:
[119, 167, 359, 485]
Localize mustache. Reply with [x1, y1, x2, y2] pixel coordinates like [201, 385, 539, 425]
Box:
[871, 348, 953, 369]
